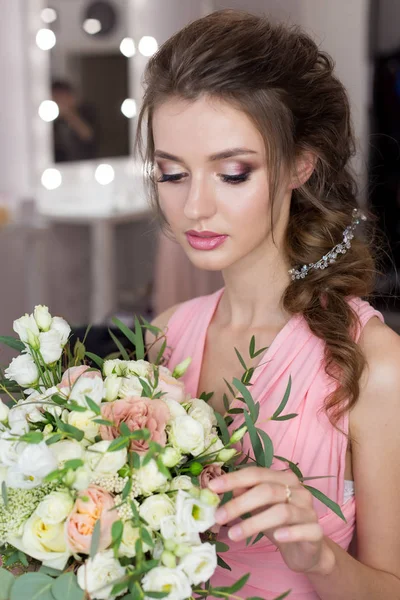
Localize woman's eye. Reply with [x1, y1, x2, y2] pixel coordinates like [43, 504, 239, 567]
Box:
[220, 172, 251, 185]
[157, 173, 186, 183]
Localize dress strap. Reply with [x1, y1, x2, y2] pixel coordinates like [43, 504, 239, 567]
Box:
[348, 297, 385, 342]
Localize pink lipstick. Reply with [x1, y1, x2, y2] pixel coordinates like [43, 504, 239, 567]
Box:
[185, 230, 228, 251]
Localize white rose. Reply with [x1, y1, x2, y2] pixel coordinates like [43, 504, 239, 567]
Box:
[103, 359, 125, 377]
[69, 375, 104, 408]
[139, 494, 175, 530]
[85, 440, 127, 475]
[104, 375, 121, 402]
[4, 353, 39, 387]
[125, 360, 151, 377]
[161, 447, 182, 468]
[162, 398, 186, 421]
[168, 415, 205, 456]
[13, 314, 40, 347]
[0, 401, 9, 424]
[8, 441, 58, 489]
[187, 398, 217, 433]
[70, 466, 91, 491]
[175, 490, 216, 533]
[160, 515, 200, 546]
[136, 459, 169, 496]
[142, 566, 191, 600]
[50, 439, 84, 468]
[118, 522, 151, 558]
[9, 399, 46, 434]
[68, 410, 99, 442]
[169, 475, 195, 492]
[33, 305, 52, 332]
[179, 542, 217, 585]
[118, 375, 143, 399]
[50, 316, 71, 345]
[22, 512, 67, 553]
[0, 437, 21, 467]
[77, 550, 126, 600]
[36, 490, 74, 525]
[39, 330, 63, 364]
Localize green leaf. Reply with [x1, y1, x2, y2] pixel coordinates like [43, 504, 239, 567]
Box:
[112, 316, 137, 348]
[108, 437, 130, 452]
[84, 396, 101, 415]
[214, 412, 230, 445]
[140, 526, 154, 548]
[215, 541, 229, 553]
[108, 328, 129, 360]
[111, 519, 124, 552]
[134, 316, 145, 360]
[52, 572, 85, 600]
[241, 367, 254, 385]
[244, 412, 264, 466]
[155, 339, 167, 366]
[214, 573, 250, 594]
[216, 555, 231, 571]
[249, 335, 256, 358]
[232, 377, 257, 422]
[274, 455, 303, 480]
[222, 393, 230, 412]
[93, 418, 115, 426]
[55, 419, 84, 442]
[252, 345, 269, 358]
[0, 336, 25, 352]
[271, 592, 292, 600]
[0, 567, 15, 600]
[1, 481, 8, 509]
[251, 531, 265, 546]
[85, 352, 104, 370]
[257, 429, 274, 468]
[234, 347, 247, 371]
[122, 478, 132, 500]
[139, 378, 153, 398]
[10, 573, 54, 600]
[272, 413, 298, 422]
[145, 593, 169, 599]
[140, 316, 161, 336]
[119, 422, 132, 437]
[19, 431, 44, 444]
[90, 518, 101, 558]
[304, 484, 346, 521]
[18, 551, 28, 567]
[199, 391, 214, 403]
[64, 459, 84, 471]
[223, 378, 235, 398]
[271, 376, 292, 419]
[129, 451, 141, 470]
[39, 566, 63, 577]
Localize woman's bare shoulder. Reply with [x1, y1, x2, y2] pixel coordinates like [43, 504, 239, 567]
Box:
[145, 303, 182, 363]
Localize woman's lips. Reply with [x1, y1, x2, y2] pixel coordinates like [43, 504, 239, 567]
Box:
[185, 231, 228, 251]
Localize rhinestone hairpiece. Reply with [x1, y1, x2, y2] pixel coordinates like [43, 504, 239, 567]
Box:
[289, 208, 367, 281]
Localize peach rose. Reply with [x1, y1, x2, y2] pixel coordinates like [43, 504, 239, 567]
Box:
[60, 365, 102, 391]
[199, 463, 224, 489]
[100, 397, 170, 455]
[156, 372, 187, 404]
[66, 485, 118, 554]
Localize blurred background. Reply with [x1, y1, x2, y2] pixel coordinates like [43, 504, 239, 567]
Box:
[0, 0, 399, 360]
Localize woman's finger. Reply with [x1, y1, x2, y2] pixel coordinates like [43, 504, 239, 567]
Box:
[208, 466, 299, 494]
[226, 502, 317, 542]
[215, 482, 304, 525]
[274, 523, 324, 544]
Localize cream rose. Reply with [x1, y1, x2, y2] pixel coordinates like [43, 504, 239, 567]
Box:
[136, 459, 169, 496]
[118, 522, 152, 558]
[77, 550, 126, 600]
[85, 440, 127, 475]
[104, 375, 121, 402]
[139, 494, 175, 531]
[168, 475, 195, 492]
[168, 415, 205, 456]
[23, 512, 67, 553]
[179, 542, 217, 585]
[50, 439, 84, 468]
[68, 409, 99, 442]
[187, 398, 217, 433]
[118, 375, 143, 399]
[36, 490, 74, 525]
[142, 566, 191, 600]
[162, 398, 186, 421]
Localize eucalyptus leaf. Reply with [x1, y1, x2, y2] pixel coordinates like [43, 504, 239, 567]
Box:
[139, 378, 153, 398]
[271, 376, 292, 419]
[214, 412, 230, 445]
[216, 555, 232, 571]
[90, 518, 101, 558]
[272, 413, 298, 422]
[244, 412, 264, 466]
[108, 437, 130, 452]
[304, 484, 346, 521]
[10, 573, 54, 600]
[84, 396, 101, 415]
[155, 338, 167, 366]
[51, 572, 85, 600]
[257, 429, 274, 468]
[232, 378, 257, 422]
[272, 591, 292, 600]
[234, 347, 247, 370]
[1, 481, 8, 509]
[0, 567, 15, 600]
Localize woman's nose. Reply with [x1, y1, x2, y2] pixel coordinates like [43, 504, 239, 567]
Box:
[183, 176, 217, 221]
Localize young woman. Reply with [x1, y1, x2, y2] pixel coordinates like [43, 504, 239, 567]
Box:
[137, 10, 400, 599]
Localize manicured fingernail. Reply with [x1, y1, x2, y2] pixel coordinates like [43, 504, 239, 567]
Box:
[274, 528, 290, 542]
[228, 525, 242, 541]
[208, 479, 224, 492]
[215, 507, 227, 523]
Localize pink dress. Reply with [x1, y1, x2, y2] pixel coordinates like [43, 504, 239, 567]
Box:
[165, 287, 384, 600]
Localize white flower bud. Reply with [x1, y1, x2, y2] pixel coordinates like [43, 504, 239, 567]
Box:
[4, 353, 39, 387]
[104, 374, 121, 402]
[0, 400, 9, 423]
[33, 305, 52, 332]
[172, 357, 192, 379]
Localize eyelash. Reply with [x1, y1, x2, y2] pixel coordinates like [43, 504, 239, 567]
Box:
[157, 171, 251, 185]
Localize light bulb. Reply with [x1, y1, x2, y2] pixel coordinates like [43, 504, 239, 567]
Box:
[38, 100, 59, 122]
[41, 168, 62, 190]
[36, 29, 56, 51]
[95, 164, 115, 185]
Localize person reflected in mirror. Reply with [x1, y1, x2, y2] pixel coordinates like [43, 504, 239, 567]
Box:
[51, 80, 98, 162]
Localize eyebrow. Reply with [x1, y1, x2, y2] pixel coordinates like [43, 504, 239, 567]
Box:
[154, 147, 258, 163]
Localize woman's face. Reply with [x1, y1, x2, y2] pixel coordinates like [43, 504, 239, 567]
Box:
[152, 95, 291, 272]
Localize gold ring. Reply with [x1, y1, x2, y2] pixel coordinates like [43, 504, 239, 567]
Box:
[285, 484, 292, 504]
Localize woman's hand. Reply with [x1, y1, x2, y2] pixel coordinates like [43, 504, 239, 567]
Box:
[208, 466, 335, 575]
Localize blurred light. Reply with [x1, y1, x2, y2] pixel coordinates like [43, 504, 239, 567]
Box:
[83, 18, 102, 35]
[120, 37, 135, 58]
[95, 164, 115, 185]
[138, 36, 158, 57]
[38, 100, 59, 122]
[41, 8, 57, 24]
[121, 99, 137, 119]
[36, 29, 56, 50]
[41, 168, 62, 190]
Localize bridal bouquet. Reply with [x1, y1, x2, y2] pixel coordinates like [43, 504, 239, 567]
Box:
[0, 306, 257, 600]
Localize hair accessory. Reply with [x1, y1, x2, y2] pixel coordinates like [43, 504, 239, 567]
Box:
[289, 208, 367, 281]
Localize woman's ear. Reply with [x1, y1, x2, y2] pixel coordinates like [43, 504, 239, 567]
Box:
[289, 151, 317, 189]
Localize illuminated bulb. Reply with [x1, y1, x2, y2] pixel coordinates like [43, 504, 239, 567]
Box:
[38, 100, 59, 122]
[95, 164, 115, 185]
[36, 29, 56, 50]
[41, 8, 57, 24]
[120, 37, 135, 58]
[41, 168, 62, 190]
[138, 36, 158, 57]
[83, 18, 102, 35]
[121, 99, 137, 119]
